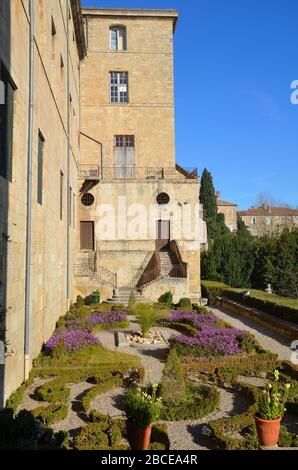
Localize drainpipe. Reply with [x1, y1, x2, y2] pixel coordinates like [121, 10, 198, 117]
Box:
[66, 2, 71, 305]
[24, 0, 35, 380]
[80, 132, 103, 178]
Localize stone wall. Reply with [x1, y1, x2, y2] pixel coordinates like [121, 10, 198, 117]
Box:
[0, 1, 82, 404]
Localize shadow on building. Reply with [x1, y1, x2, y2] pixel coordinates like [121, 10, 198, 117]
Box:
[0, 0, 11, 407]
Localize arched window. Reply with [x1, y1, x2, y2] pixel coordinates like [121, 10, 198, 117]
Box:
[110, 26, 127, 51]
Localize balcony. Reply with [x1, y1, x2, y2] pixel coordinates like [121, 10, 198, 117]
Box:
[79, 164, 198, 191]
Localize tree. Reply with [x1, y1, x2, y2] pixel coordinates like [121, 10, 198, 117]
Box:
[199, 169, 218, 239]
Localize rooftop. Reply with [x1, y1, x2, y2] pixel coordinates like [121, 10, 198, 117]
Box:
[238, 206, 298, 217]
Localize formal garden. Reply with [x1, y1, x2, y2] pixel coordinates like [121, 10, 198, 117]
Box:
[1, 289, 297, 451]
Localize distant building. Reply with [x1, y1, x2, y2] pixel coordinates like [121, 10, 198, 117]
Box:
[216, 192, 237, 231]
[237, 205, 298, 236]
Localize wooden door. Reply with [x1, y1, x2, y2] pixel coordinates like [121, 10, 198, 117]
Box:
[80, 221, 94, 250]
[156, 220, 170, 251]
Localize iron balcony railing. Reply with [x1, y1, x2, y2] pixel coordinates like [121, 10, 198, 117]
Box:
[78, 165, 198, 181]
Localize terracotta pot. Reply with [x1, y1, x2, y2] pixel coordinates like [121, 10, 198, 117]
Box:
[126, 421, 152, 450]
[255, 415, 281, 447]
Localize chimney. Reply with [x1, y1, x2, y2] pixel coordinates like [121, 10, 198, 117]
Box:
[216, 191, 220, 200]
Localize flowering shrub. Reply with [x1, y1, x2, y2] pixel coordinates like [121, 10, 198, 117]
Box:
[124, 384, 163, 429]
[169, 311, 245, 356]
[68, 311, 127, 328]
[45, 329, 100, 353]
[257, 369, 290, 420]
[170, 310, 218, 328]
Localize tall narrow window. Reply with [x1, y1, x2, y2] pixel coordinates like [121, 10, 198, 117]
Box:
[0, 64, 15, 181]
[69, 187, 72, 226]
[73, 192, 75, 228]
[37, 131, 44, 205]
[60, 170, 64, 220]
[110, 72, 128, 103]
[110, 26, 127, 51]
[114, 135, 135, 178]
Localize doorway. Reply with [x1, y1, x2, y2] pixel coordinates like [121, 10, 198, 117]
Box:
[156, 220, 170, 251]
[80, 221, 94, 250]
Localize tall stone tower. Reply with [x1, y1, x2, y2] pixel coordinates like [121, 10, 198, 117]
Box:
[77, 8, 206, 303]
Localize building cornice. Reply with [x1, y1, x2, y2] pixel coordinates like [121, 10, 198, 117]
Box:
[71, 0, 87, 60]
[82, 8, 179, 33]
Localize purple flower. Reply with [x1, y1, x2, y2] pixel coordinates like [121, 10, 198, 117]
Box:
[45, 329, 101, 353]
[68, 311, 127, 327]
[168, 310, 245, 356]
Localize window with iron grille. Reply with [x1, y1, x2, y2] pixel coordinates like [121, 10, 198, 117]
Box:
[110, 72, 128, 103]
[156, 193, 170, 205]
[110, 26, 127, 51]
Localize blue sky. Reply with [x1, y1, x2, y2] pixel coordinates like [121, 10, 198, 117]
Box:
[82, 0, 298, 210]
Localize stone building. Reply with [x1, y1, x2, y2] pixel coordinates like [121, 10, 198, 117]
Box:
[0, 0, 86, 406]
[216, 191, 237, 232]
[75, 8, 206, 304]
[238, 205, 298, 236]
[0, 3, 206, 406]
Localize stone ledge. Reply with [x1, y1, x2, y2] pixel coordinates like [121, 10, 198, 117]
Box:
[216, 296, 298, 340]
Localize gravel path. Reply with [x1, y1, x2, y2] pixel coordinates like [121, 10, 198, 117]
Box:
[17, 309, 295, 450]
[210, 306, 292, 361]
[50, 381, 94, 435]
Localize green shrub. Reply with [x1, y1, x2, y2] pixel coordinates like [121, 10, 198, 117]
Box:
[238, 332, 265, 354]
[74, 422, 110, 450]
[223, 288, 298, 325]
[278, 425, 294, 447]
[128, 290, 136, 314]
[111, 304, 126, 311]
[177, 298, 192, 309]
[31, 403, 68, 425]
[161, 292, 173, 305]
[76, 295, 85, 307]
[161, 383, 219, 421]
[160, 348, 186, 405]
[136, 304, 161, 336]
[36, 378, 70, 404]
[201, 280, 230, 305]
[5, 373, 34, 412]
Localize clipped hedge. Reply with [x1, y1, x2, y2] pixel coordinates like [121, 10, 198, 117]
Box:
[161, 383, 220, 421]
[222, 288, 298, 325]
[181, 353, 279, 384]
[201, 280, 230, 305]
[31, 403, 68, 425]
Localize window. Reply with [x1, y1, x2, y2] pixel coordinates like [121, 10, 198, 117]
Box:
[81, 193, 95, 207]
[73, 192, 75, 228]
[156, 193, 170, 205]
[114, 135, 135, 178]
[69, 187, 72, 226]
[110, 72, 128, 103]
[37, 131, 44, 205]
[0, 64, 15, 180]
[110, 26, 127, 51]
[60, 170, 63, 220]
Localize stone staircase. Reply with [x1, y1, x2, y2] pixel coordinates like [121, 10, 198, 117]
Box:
[107, 287, 151, 306]
[159, 249, 180, 276]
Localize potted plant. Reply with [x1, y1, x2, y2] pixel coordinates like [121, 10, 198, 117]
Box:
[124, 384, 162, 450]
[255, 369, 290, 448]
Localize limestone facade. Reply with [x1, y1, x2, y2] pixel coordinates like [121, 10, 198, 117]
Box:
[0, 0, 85, 405]
[77, 9, 206, 303]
